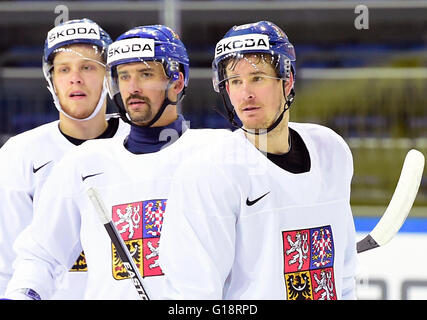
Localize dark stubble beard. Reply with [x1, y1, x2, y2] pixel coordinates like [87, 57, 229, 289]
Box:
[125, 93, 153, 126]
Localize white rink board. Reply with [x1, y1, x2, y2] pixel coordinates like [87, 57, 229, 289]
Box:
[355, 217, 427, 300]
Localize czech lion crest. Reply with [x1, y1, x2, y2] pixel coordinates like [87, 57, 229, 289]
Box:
[282, 225, 336, 300]
[111, 199, 166, 280]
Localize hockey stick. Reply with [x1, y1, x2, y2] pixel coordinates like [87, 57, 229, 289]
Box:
[357, 149, 425, 253]
[86, 187, 150, 300]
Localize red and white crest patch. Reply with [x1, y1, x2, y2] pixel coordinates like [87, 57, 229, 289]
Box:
[282, 225, 337, 300]
[111, 199, 166, 280]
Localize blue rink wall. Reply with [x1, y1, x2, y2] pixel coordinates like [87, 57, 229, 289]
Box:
[354, 216, 427, 300]
[355, 216, 427, 234]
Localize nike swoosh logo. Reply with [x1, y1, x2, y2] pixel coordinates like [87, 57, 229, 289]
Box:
[32, 161, 52, 173]
[81, 172, 103, 182]
[246, 191, 270, 206]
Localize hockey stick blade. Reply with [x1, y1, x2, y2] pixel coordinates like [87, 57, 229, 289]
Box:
[357, 149, 425, 253]
[86, 187, 150, 300]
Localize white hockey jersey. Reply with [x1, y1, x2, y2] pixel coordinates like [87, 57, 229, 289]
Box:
[159, 122, 358, 300]
[5, 128, 231, 299]
[0, 115, 130, 298]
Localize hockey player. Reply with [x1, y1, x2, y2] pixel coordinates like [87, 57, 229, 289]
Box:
[4, 25, 231, 300]
[0, 19, 130, 298]
[159, 21, 358, 300]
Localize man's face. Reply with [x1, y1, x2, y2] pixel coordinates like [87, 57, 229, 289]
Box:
[52, 44, 106, 119]
[225, 54, 286, 130]
[117, 61, 169, 126]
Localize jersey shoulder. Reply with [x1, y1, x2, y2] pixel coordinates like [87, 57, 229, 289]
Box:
[174, 128, 254, 174]
[182, 128, 233, 142]
[43, 137, 124, 195]
[62, 136, 122, 162]
[289, 122, 352, 158]
[1, 121, 61, 153]
[289, 122, 345, 142]
[290, 122, 353, 179]
[0, 121, 64, 175]
[169, 128, 233, 154]
[0, 121, 67, 189]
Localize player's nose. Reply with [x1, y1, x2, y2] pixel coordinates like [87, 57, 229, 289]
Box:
[127, 77, 142, 94]
[241, 82, 255, 100]
[69, 70, 84, 85]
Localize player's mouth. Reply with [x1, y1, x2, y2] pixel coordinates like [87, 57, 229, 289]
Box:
[69, 91, 87, 100]
[241, 106, 261, 114]
[126, 95, 150, 110]
[127, 99, 149, 112]
[128, 99, 147, 107]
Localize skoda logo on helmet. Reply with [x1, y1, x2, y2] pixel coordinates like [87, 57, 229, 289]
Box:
[47, 22, 101, 49]
[215, 34, 269, 59]
[107, 38, 155, 65]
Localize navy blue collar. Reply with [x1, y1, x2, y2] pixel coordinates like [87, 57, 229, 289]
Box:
[124, 115, 188, 154]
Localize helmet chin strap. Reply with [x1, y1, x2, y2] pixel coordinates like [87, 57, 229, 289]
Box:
[129, 77, 179, 128]
[47, 77, 108, 122]
[243, 87, 295, 136]
[242, 103, 286, 136]
[45, 52, 108, 122]
[216, 83, 295, 136]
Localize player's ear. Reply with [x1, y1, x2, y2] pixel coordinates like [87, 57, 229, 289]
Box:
[284, 72, 294, 97]
[168, 72, 184, 101]
[173, 72, 185, 94]
[225, 81, 230, 96]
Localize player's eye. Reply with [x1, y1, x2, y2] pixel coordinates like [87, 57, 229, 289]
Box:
[118, 73, 130, 81]
[56, 66, 69, 73]
[82, 64, 95, 71]
[229, 78, 242, 86]
[140, 72, 154, 79]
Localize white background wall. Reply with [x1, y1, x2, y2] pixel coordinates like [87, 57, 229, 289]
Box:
[355, 231, 427, 300]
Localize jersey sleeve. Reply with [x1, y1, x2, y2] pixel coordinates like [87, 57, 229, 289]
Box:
[4, 155, 84, 299]
[341, 210, 358, 299]
[308, 124, 358, 299]
[0, 139, 34, 295]
[159, 158, 241, 299]
[340, 137, 358, 299]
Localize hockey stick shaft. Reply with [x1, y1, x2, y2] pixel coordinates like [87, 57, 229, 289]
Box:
[86, 187, 150, 300]
[357, 149, 425, 253]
